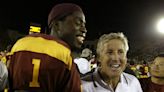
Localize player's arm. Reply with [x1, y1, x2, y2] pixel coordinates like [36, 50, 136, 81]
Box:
[0, 61, 8, 91]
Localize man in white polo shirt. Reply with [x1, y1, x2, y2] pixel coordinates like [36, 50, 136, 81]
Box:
[81, 32, 142, 92]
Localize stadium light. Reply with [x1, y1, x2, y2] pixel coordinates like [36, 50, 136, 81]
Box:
[157, 18, 164, 34]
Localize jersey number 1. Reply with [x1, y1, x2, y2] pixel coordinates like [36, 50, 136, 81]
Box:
[29, 59, 41, 87]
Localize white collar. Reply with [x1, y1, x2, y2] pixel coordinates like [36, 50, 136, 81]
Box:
[93, 69, 129, 91]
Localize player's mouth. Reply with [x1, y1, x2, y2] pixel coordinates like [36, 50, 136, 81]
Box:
[76, 34, 85, 44]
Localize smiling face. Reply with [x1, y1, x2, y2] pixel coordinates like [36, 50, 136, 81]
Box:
[98, 39, 127, 78]
[149, 57, 164, 78]
[58, 11, 87, 50]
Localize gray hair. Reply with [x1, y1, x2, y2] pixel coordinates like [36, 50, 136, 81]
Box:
[96, 32, 129, 56]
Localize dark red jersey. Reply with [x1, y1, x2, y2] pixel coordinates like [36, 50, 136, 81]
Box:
[9, 34, 82, 92]
[140, 78, 164, 92]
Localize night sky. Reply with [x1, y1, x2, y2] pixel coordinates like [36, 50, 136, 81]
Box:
[0, 0, 164, 51]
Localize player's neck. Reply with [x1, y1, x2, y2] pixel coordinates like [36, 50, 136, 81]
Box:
[151, 76, 164, 85]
